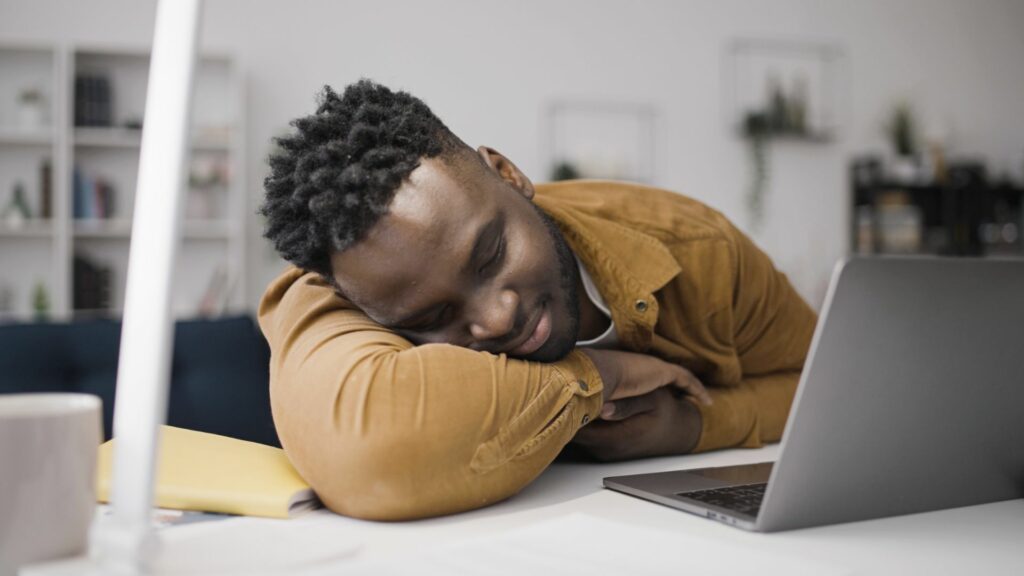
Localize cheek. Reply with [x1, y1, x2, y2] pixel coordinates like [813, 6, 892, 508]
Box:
[506, 222, 558, 285]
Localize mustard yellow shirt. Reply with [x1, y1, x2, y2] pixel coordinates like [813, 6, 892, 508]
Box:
[258, 180, 818, 521]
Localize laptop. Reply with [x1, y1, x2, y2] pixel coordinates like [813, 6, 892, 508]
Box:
[604, 256, 1024, 532]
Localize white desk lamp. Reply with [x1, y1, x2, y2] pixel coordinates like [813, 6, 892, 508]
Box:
[24, 0, 203, 573]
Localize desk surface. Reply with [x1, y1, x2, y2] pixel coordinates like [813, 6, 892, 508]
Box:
[136, 444, 1022, 575]
[25, 444, 1023, 575]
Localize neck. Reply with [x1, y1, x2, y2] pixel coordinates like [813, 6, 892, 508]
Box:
[575, 268, 610, 341]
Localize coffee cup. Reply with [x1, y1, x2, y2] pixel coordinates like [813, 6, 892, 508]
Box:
[0, 393, 102, 576]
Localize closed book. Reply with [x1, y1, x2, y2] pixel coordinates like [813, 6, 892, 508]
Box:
[96, 425, 320, 519]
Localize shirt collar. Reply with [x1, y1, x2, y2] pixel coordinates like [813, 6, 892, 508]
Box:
[536, 194, 681, 297]
[535, 194, 681, 350]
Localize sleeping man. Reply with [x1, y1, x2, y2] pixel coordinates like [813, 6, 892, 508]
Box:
[258, 80, 817, 520]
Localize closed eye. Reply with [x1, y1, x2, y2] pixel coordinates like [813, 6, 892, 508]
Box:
[479, 234, 505, 276]
[402, 305, 451, 333]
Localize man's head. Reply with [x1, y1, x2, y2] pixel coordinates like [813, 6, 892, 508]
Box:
[261, 80, 580, 361]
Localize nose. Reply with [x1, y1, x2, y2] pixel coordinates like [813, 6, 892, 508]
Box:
[468, 288, 519, 342]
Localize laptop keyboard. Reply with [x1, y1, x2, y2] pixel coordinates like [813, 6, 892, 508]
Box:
[677, 483, 767, 517]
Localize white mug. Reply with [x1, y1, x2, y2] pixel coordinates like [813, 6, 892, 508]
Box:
[0, 393, 102, 576]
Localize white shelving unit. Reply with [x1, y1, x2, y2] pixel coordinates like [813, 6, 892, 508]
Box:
[0, 42, 245, 322]
[0, 42, 63, 323]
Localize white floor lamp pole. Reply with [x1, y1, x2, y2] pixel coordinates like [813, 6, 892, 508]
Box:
[97, 0, 203, 572]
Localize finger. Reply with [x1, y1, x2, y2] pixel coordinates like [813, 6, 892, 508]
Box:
[600, 393, 658, 421]
[675, 369, 713, 406]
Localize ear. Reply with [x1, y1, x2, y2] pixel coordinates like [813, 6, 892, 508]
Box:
[477, 146, 535, 200]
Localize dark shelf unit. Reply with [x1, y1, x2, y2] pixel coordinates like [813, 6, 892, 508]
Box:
[850, 158, 1024, 258]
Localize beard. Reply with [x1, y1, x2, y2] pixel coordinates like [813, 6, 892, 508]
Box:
[523, 203, 581, 363]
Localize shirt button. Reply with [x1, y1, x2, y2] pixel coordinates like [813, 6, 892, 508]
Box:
[581, 414, 591, 425]
[634, 299, 649, 313]
[577, 379, 589, 392]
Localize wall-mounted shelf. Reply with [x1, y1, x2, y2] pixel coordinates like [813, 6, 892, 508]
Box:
[0, 127, 54, 146]
[0, 219, 53, 237]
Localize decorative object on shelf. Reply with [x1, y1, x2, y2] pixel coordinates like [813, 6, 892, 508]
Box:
[17, 87, 47, 130]
[72, 167, 117, 220]
[32, 281, 50, 322]
[741, 111, 770, 229]
[39, 158, 52, 220]
[726, 38, 845, 227]
[874, 191, 923, 254]
[188, 155, 229, 189]
[74, 73, 113, 127]
[886, 102, 918, 157]
[544, 101, 656, 183]
[186, 155, 230, 220]
[884, 102, 923, 184]
[2, 181, 33, 227]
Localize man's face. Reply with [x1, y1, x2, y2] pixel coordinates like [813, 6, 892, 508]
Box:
[330, 149, 580, 361]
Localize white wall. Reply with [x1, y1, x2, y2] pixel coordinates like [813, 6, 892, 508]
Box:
[3, 0, 1023, 309]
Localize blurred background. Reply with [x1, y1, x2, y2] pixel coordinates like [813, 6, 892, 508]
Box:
[1, 0, 1022, 323]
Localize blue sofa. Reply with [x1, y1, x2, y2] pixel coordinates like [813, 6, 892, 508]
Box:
[0, 315, 279, 447]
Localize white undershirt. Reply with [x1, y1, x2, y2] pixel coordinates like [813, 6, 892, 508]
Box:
[574, 256, 619, 349]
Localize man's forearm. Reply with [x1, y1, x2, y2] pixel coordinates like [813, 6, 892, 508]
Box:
[262, 269, 608, 520]
[691, 371, 801, 452]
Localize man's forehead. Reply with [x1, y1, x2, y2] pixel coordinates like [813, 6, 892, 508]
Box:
[330, 158, 494, 318]
[387, 158, 488, 232]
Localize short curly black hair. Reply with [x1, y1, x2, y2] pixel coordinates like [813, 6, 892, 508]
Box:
[260, 79, 467, 280]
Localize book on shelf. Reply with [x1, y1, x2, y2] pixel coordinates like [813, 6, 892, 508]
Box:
[74, 74, 113, 127]
[73, 166, 117, 220]
[72, 254, 111, 311]
[96, 425, 321, 519]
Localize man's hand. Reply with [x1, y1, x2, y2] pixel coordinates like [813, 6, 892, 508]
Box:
[579, 348, 712, 409]
[572, 387, 702, 461]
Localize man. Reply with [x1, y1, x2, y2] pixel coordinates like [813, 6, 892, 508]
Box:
[258, 80, 817, 521]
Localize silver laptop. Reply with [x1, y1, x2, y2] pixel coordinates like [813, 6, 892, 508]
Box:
[604, 256, 1024, 532]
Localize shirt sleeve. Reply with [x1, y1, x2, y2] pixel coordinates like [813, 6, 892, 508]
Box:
[258, 268, 604, 520]
[689, 219, 818, 452]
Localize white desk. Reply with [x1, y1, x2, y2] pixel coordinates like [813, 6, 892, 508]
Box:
[26, 444, 1024, 575]
[134, 444, 1024, 575]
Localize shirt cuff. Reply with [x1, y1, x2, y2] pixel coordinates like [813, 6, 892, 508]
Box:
[690, 385, 761, 453]
[554, 349, 604, 431]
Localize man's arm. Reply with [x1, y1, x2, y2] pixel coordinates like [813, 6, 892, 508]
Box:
[573, 213, 817, 458]
[664, 213, 816, 452]
[259, 268, 606, 520]
[690, 216, 817, 451]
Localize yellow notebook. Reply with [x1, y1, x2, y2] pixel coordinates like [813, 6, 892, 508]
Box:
[96, 425, 320, 519]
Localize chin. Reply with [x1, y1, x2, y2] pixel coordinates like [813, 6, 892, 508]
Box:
[523, 340, 574, 363]
[523, 306, 578, 363]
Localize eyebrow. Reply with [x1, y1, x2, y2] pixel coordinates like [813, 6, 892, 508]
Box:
[383, 212, 504, 329]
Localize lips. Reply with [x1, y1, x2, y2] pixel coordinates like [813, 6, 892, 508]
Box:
[508, 303, 552, 357]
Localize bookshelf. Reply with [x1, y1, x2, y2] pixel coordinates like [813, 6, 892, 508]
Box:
[850, 157, 1024, 258]
[0, 42, 245, 322]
